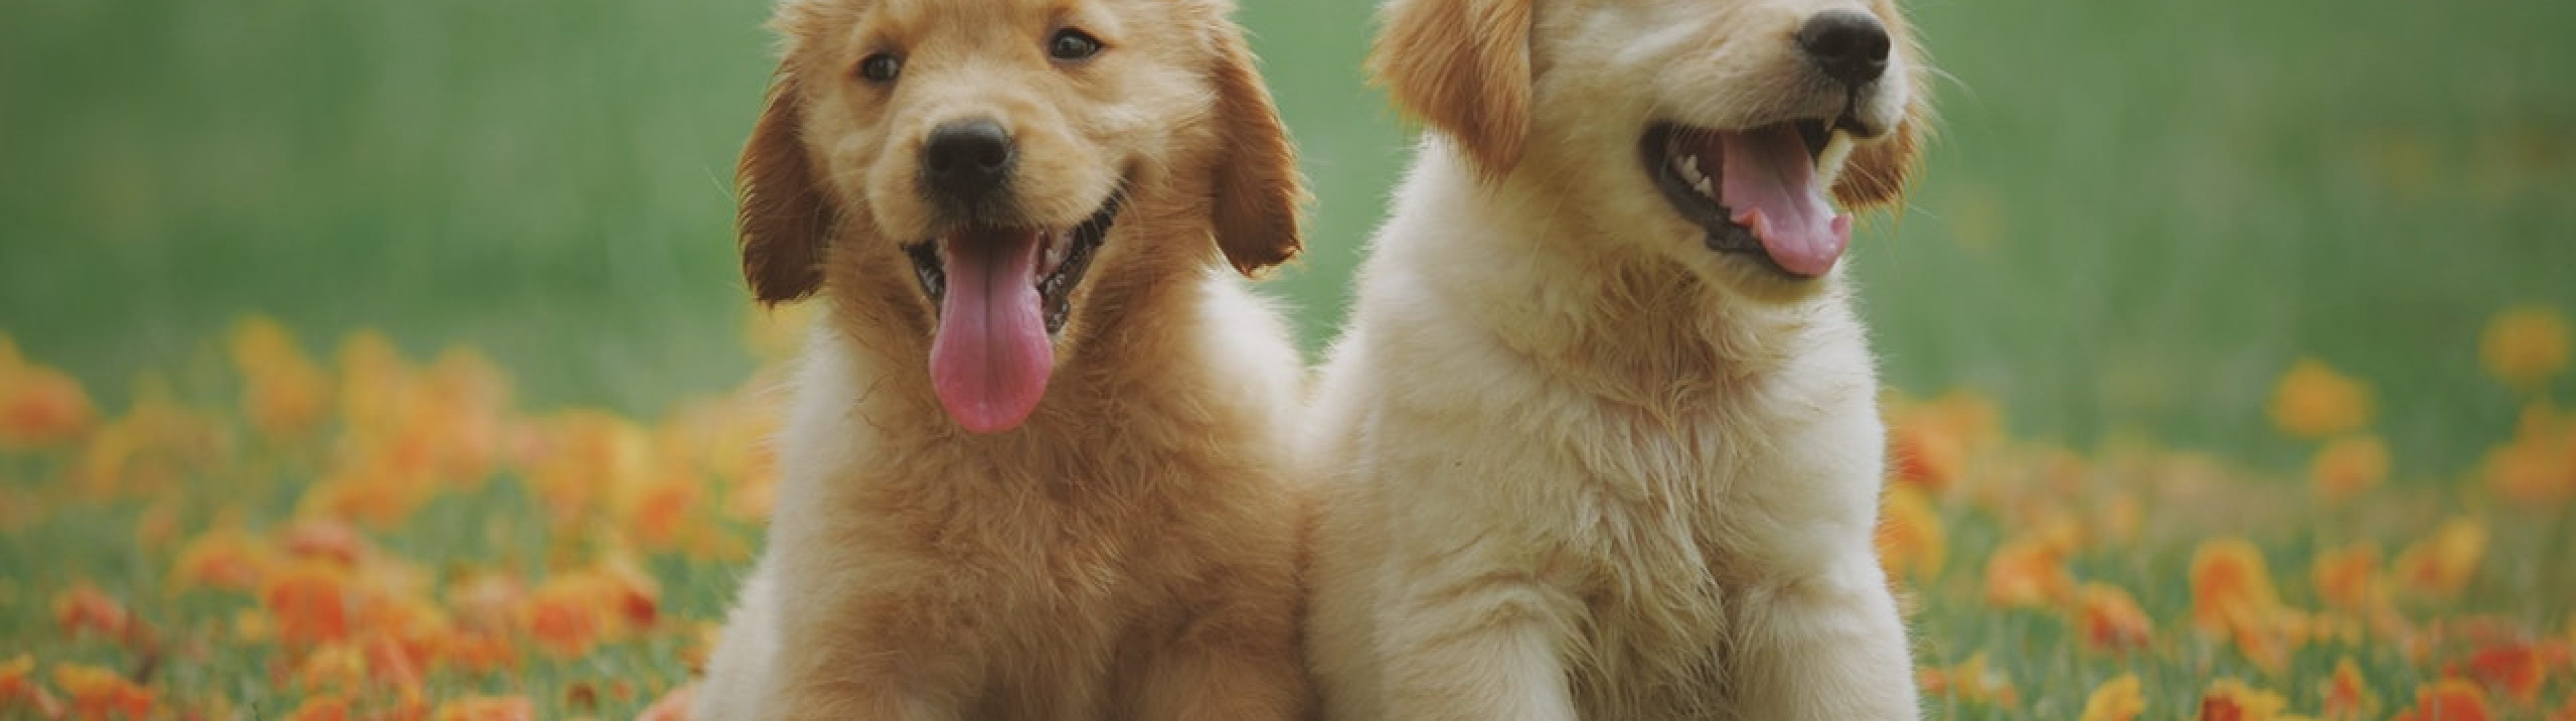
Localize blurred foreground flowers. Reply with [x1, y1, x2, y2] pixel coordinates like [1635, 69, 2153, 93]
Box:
[0, 301, 2570, 719]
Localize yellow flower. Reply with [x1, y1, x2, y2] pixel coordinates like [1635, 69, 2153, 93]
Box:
[2391, 518, 2486, 599]
[1875, 486, 1945, 582]
[2482, 305, 2569, 390]
[2077, 674, 2144, 721]
[2270, 359, 2374, 438]
[228, 315, 333, 440]
[2308, 435, 2388, 502]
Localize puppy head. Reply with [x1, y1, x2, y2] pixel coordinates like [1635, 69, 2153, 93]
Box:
[740, 0, 1302, 433]
[1373, 0, 1927, 300]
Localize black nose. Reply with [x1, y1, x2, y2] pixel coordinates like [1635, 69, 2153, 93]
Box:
[920, 119, 1016, 203]
[1797, 10, 1890, 88]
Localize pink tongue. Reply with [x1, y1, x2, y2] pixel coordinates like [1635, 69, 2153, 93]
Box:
[928, 229, 1053, 434]
[1719, 125, 1852, 277]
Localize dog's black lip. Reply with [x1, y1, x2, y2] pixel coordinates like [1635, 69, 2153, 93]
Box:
[1639, 120, 1848, 279]
[903, 187, 1125, 336]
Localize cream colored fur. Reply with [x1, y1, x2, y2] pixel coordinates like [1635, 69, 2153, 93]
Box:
[1304, 0, 1929, 718]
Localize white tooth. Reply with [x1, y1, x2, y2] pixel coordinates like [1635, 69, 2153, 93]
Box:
[1815, 130, 1858, 189]
[1693, 176, 1715, 198]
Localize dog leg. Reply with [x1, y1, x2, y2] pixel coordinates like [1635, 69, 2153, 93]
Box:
[762, 568, 978, 721]
[1130, 609, 1313, 720]
[1729, 555, 1921, 720]
[1378, 582, 1579, 721]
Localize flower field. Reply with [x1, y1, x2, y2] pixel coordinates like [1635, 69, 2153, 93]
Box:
[1, 303, 2570, 721]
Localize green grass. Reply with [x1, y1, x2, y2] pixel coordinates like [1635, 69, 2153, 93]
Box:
[3, 0, 2574, 717]
[6, 0, 2572, 463]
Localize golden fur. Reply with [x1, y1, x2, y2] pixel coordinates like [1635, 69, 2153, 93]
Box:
[693, 0, 1313, 717]
[1304, 0, 1931, 718]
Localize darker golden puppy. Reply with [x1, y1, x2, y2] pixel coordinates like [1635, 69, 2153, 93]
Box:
[692, 0, 1313, 718]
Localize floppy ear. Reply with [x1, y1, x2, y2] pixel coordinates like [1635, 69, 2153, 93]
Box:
[1831, 110, 1924, 210]
[1206, 27, 1307, 277]
[1369, 0, 1534, 178]
[737, 76, 836, 305]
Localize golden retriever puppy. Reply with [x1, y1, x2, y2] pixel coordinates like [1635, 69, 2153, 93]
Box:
[689, 0, 1313, 717]
[1303, 0, 1929, 718]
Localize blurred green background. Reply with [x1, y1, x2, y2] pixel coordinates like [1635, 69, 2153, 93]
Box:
[3, 0, 2572, 475]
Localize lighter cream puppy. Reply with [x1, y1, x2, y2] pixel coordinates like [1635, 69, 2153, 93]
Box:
[690, 0, 1314, 718]
[1304, 0, 1930, 718]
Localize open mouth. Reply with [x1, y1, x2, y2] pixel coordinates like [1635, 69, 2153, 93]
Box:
[903, 191, 1123, 336]
[899, 189, 1123, 434]
[1639, 116, 1865, 278]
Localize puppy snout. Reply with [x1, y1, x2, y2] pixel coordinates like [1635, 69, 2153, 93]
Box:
[1797, 10, 1890, 88]
[921, 118, 1017, 205]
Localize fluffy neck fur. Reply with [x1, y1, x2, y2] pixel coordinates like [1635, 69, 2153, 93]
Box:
[1371, 139, 1867, 416]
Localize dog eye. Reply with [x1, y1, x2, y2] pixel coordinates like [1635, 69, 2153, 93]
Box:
[858, 53, 902, 83]
[1047, 28, 1103, 62]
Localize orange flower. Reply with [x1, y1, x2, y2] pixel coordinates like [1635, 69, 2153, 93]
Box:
[433, 695, 534, 721]
[2463, 641, 2557, 703]
[2076, 583, 2155, 652]
[2191, 538, 2291, 670]
[0, 352, 97, 451]
[173, 529, 279, 592]
[1984, 535, 2074, 610]
[2196, 678, 2289, 721]
[229, 316, 333, 440]
[0, 656, 66, 719]
[2077, 674, 2144, 721]
[525, 411, 655, 526]
[2483, 404, 2572, 505]
[2392, 518, 2487, 599]
[52, 583, 132, 640]
[2312, 543, 2383, 611]
[2319, 657, 2376, 721]
[53, 662, 154, 720]
[2270, 358, 2375, 438]
[2482, 305, 2569, 390]
[281, 518, 372, 567]
[1875, 486, 1945, 582]
[521, 558, 660, 658]
[2309, 435, 2389, 502]
[1917, 652, 2019, 708]
[1890, 419, 1967, 491]
[264, 562, 358, 648]
[2393, 679, 2490, 721]
[622, 476, 704, 553]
